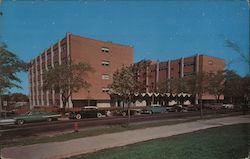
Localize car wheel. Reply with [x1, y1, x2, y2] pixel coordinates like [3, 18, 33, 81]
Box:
[75, 114, 82, 120]
[47, 118, 53, 122]
[149, 111, 153, 114]
[121, 111, 127, 116]
[17, 119, 24, 125]
[97, 113, 102, 118]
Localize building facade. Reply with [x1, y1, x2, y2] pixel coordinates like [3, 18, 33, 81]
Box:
[138, 54, 225, 101]
[29, 33, 133, 109]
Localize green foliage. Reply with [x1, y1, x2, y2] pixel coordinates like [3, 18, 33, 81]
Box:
[224, 70, 242, 96]
[157, 78, 188, 94]
[43, 62, 93, 108]
[186, 72, 208, 97]
[109, 60, 151, 100]
[0, 42, 27, 94]
[207, 70, 225, 102]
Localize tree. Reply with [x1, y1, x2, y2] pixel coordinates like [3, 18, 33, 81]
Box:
[241, 76, 250, 106]
[157, 77, 188, 94]
[157, 79, 174, 94]
[0, 42, 27, 117]
[186, 72, 208, 118]
[225, 39, 250, 75]
[9, 93, 29, 102]
[109, 60, 150, 125]
[207, 70, 225, 103]
[223, 70, 243, 104]
[43, 62, 93, 112]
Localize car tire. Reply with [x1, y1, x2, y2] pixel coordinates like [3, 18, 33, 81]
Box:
[149, 111, 153, 114]
[75, 114, 82, 120]
[17, 119, 24, 125]
[122, 111, 127, 116]
[97, 113, 102, 118]
[47, 118, 53, 122]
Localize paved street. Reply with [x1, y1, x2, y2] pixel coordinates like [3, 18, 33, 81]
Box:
[1, 115, 249, 159]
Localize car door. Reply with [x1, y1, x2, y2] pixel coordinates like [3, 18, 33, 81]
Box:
[87, 108, 97, 117]
[25, 112, 43, 122]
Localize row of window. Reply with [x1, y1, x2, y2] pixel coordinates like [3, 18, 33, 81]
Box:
[101, 47, 109, 53]
[184, 62, 195, 67]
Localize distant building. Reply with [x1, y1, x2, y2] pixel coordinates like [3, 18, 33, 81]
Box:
[137, 54, 225, 103]
[29, 33, 133, 109]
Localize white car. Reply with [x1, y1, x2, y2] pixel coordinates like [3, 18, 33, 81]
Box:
[222, 103, 234, 109]
[0, 118, 15, 126]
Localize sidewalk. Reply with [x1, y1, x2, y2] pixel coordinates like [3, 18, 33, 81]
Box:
[1, 115, 249, 159]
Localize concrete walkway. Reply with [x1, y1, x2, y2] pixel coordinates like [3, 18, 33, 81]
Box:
[1, 115, 249, 159]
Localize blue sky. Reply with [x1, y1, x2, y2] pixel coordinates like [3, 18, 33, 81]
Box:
[0, 0, 249, 95]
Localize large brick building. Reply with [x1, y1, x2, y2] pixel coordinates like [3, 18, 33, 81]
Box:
[29, 33, 224, 109]
[138, 54, 225, 102]
[29, 33, 133, 109]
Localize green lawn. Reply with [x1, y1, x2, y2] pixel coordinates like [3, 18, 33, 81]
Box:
[70, 123, 250, 159]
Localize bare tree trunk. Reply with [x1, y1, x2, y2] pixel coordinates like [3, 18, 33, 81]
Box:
[199, 95, 203, 119]
[195, 94, 198, 104]
[0, 94, 2, 118]
[127, 104, 131, 126]
[127, 97, 131, 127]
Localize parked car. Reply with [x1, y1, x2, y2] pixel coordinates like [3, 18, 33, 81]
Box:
[14, 111, 61, 125]
[117, 109, 142, 116]
[69, 106, 106, 119]
[0, 118, 16, 126]
[222, 103, 234, 109]
[166, 105, 188, 112]
[203, 103, 223, 110]
[186, 104, 199, 111]
[142, 104, 167, 114]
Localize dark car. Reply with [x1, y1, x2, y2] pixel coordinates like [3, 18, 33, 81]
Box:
[141, 104, 167, 114]
[166, 105, 187, 112]
[69, 106, 106, 119]
[116, 109, 142, 116]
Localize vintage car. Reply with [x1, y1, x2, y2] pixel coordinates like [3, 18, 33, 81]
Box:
[141, 104, 167, 114]
[14, 111, 61, 125]
[115, 109, 142, 116]
[68, 106, 106, 119]
[0, 118, 16, 126]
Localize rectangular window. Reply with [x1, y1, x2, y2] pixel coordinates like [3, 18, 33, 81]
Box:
[101, 47, 109, 53]
[47, 52, 51, 61]
[184, 72, 194, 76]
[61, 45, 66, 52]
[102, 74, 110, 80]
[184, 62, 195, 67]
[102, 88, 110, 93]
[53, 48, 58, 55]
[102, 60, 110, 66]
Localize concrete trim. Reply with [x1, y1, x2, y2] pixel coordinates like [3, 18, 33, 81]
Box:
[40, 55, 44, 106]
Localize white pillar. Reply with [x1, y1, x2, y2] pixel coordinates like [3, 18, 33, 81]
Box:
[45, 50, 49, 106]
[156, 61, 159, 91]
[168, 60, 171, 91]
[31, 63, 35, 106]
[146, 65, 149, 93]
[28, 68, 32, 109]
[181, 57, 184, 78]
[66, 33, 73, 108]
[195, 54, 200, 104]
[58, 40, 63, 108]
[40, 55, 44, 106]
[35, 58, 40, 106]
[51, 46, 55, 106]
[196, 54, 199, 73]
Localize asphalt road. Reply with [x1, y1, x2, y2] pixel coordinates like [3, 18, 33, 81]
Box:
[0, 109, 241, 141]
